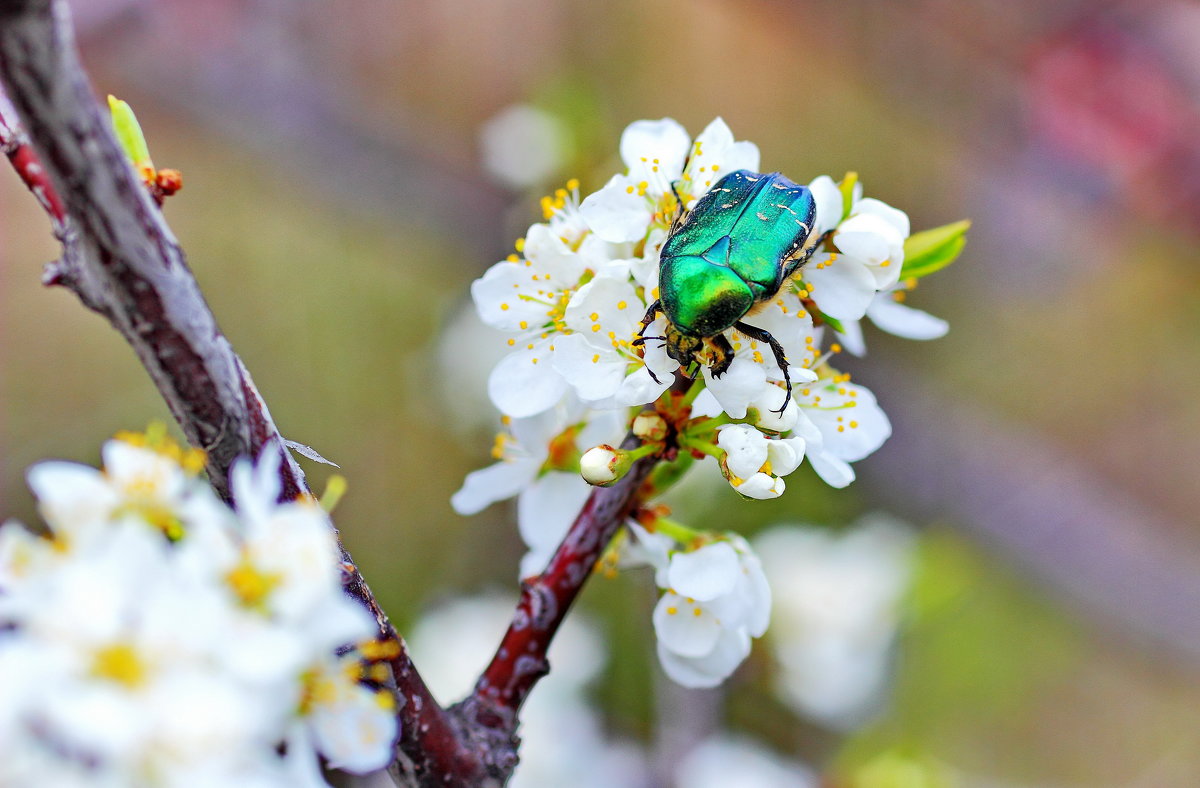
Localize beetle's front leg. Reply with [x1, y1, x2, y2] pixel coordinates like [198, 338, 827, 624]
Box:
[631, 299, 662, 348]
[733, 321, 792, 413]
[632, 299, 664, 383]
[705, 333, 735, 379]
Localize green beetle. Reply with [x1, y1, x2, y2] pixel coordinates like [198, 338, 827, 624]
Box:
[635, 170, 823, 412]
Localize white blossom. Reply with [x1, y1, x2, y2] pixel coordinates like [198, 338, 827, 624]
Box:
[804, 175, 911, 323]
[715, 424, 806, 500]
[479, 104, 570, 189]
[0, 433, 395, 787]
[450, 404, 624, 579]
[649, 538, 771, 688]
[754, 515, 915, 729]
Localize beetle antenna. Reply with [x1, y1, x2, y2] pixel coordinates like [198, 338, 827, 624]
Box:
[631, 335, 665, 346]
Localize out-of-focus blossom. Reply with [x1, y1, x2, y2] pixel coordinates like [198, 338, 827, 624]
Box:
[674, 735, 817, 788]
[0, 431, 395, 787]
[754, 515, 916, 729]
[406, 594, 648, 788]
[480, 104, 571, 188]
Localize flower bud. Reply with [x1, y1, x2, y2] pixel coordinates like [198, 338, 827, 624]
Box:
[632, 411, 668, 442]
[580, 444, 621, 486]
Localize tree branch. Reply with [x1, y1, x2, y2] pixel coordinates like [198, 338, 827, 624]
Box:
[444, 434, 659, 776]
[0, 2, 668, 785]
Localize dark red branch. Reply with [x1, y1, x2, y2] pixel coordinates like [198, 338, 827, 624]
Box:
[452, 435, 658, 757]
[0, 105, 65, 230]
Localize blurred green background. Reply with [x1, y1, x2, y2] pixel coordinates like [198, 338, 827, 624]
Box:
[3, 0, 1200, 784]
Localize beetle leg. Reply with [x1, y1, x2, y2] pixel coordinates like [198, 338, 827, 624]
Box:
[636, 299, 662, 341]
[632, 300, 665, 382]
[733, 321, 793, 413]
[705, 333, 735, 379]
[669, 181, 687, 232]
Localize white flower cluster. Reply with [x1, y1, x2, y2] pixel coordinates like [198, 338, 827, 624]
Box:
[459, 116, 926, 516]
[0, 433, 396, 788]
[626, 525, 770, 688]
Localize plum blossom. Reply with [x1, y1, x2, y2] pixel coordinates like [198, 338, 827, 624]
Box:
[0, 431, 396, 787]
[804, 175, 911, 323]
[715, 424, 808, 500]
[451, 403, 624, 578]
[644, 537, 771, 688]
[579, 117, 760, 243]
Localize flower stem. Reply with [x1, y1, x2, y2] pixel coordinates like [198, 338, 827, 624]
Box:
[652, 515, 702, 546]
[646, 451, 694, 496]
[677, 435, 723, 460]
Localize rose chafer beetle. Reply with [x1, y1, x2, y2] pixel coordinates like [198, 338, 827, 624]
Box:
[635, 170, 823, 412]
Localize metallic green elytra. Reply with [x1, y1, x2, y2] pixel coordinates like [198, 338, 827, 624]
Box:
[636, 170, 822, 412]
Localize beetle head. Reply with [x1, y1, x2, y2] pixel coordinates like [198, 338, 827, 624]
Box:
[663, 323, 704, 371]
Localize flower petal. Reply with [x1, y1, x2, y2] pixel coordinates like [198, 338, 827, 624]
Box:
[703, 357, 767, 419]
[450, 457, 541, 515]
[552, 334, 629, 403]
[808, 175, 844, 235]
[733, 473, 786, 500]
[805, 255, 877, 321]
[620, 118, 690, 182]
[716, 424, 768, 480]
[653, 591, 722, 658]
[667, 542, 740, 601]
[866, 296, 949, 340]
[656, 627, 751, 689]
[518, 472, 591, 557]
[807, 451, 855, 488]
[487, 343, 568, 418]
[470, 262, 551, 331]
[579, 175, 654, 243]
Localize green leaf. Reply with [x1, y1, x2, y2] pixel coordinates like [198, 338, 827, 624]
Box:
[900, 219, 970, 280]
[107, 95, 153, 175]
[820, 312, 845, 333]
[838, 171, 859, 220]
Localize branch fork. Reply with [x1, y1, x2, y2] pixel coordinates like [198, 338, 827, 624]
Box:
[0, 1, 665, 784]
